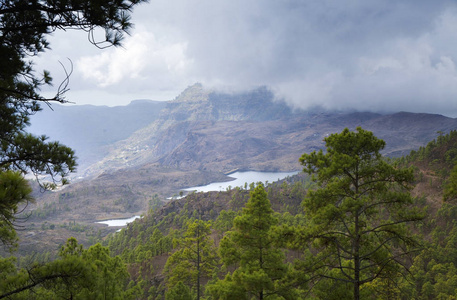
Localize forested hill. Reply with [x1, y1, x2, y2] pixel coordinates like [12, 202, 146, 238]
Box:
[107, 172, 311, 297]
[101, 130, 457, 299]
[402, 129, 457, 170]
[6, 127, 457, 298]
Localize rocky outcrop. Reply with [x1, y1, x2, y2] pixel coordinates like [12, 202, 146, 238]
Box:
[32, 84, 457, 177]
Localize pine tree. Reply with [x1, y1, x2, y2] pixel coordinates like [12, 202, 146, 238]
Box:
[0, 238, 131, 299]
[164, 219, 219, 299]
[0, 171, 32, 248]
[207, 183, 294, 299]
[444, 163, 457, 201]
[0, 0, 147, 239]
[296, 127, 424, 300]
[0, 1, 145, 297]
[165, 281, 193, 300]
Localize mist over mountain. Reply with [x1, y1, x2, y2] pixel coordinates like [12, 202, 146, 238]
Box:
[29, 84, 457, 179]
[28, 100, 166, 172]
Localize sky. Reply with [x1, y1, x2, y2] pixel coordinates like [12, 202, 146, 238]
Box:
[35, 0, 457, 117]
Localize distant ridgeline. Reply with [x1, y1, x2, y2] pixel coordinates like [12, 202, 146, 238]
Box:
[28, 84, 457, 178]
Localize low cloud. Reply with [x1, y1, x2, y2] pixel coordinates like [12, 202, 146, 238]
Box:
[36, 0, 457, 116]
[76, 28, 191, 93]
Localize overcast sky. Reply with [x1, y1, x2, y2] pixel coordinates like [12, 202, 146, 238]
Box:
[35, 0, 457, 117]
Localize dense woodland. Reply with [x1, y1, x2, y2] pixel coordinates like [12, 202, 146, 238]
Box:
[2, 129, 457, 299]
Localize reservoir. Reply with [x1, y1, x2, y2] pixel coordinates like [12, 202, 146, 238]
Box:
[100, 171, 300, 226]
[97, 215, 141, 227]
[182, 170, 299, 193]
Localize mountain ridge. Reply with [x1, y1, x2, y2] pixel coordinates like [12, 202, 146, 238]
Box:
[15, 84, 457, 256]
[29, 84, 457, 178]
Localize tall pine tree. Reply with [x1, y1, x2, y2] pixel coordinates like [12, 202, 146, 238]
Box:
[295, 127, 424, 300]
[164, 219, 219, 299]
[207, 183, 295, 299]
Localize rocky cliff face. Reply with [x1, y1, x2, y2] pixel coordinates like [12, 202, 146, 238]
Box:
[83, 84, 457, 177]
[31, 83, 457, 178]
[84, 84, 299, 175]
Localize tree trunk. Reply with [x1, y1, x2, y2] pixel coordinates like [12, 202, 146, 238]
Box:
[354, 213, 360, 300]
[354, 173, 360, 300]
[197, 223, 201, 300]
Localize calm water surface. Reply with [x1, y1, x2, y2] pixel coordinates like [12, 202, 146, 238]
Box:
[182, 170, 299, 193]
[97, 215, 141, 227]
[100, 171, 300, 226]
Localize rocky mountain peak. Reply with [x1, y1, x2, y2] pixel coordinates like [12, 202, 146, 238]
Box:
[172, 83, 209, 103]
[30, 84, 457, 178]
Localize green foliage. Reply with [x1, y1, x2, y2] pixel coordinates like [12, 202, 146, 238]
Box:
[214, 209, 237, 233]
[165, 281, 193, 300]
[164, 219, 219, 298]
[402, 201, 457, 299]
[444, 163, 457, 201]
[0, 1, 147, 296]
[0, 0, 148, 232]
[0, 238, 133, 299]
[0, 171, 32, 249]
[404, 130, 457, 170]
[296, 127, 424, 299]
[207, 184, 295, 299]
[99, 128, 457, 299]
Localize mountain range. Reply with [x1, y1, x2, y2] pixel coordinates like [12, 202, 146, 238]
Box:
[14, 83, 457, 255]
[30, 83, 457, 178]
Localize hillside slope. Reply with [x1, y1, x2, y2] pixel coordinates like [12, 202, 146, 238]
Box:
[104, 131, 457, 299]
[18, 84, 457, 258]
[85, 84, 457, 176]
